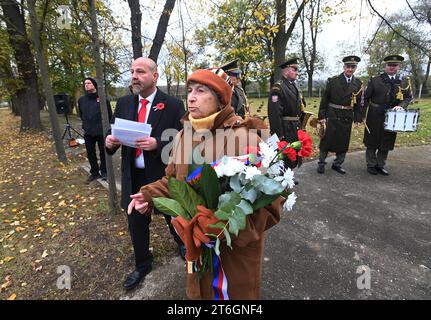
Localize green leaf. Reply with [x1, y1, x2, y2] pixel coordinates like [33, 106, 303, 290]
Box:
[215, 209, 232, 220]
[223, 228, 232, 249]
[252, 175, 285, 195]
[207, 222, 226, 229]
[229, 174, 242, 193]
[237, 200, 253, 216]
[218, 192, 241, 212]
[201, 164, 221, 210]
[153, 197, 190, 219]
[252, 194, 280, 211]
[228, 216, 239, 237]
[168, 177, 205, 217]
[215, 238, 221, 256]
[240, 188, 258, 203]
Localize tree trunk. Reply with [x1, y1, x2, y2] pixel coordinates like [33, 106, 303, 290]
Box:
[273, 0, 307, 84]
[27, 0, 67, 163]
[0, 56, 20, 116]
[88, 0, 120, 215]
[127, 0, 143, 59]
[148, 0, 176, 62]
[1, 0, 41, 130]
[307, 71, 313, 97]
[422, 55, 430, 94]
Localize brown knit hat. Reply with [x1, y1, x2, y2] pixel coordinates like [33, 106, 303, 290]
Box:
[187, 68, 234, 106]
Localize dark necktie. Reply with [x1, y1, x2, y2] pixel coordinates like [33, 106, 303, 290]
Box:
[135, 99, 149, 158]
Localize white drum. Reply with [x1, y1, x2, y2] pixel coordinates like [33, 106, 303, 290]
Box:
[384, 109, 419, 132]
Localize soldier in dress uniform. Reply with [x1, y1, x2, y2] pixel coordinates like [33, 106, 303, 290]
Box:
[362, 54, 413, 176]
[267, 57, 306, 169]
[316, 55, 363, 174]
[221, 60, 248, 118]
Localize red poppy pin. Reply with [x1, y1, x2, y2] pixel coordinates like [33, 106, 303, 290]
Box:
[153, 102, 165, 111]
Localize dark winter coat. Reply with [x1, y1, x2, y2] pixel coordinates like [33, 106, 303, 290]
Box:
[78, 92, 112, 136]
[362, 73, 412, 150]
[318, 73, 363, 153]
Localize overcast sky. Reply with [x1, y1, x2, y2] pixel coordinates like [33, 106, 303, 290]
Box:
[108, 0, 410, 85]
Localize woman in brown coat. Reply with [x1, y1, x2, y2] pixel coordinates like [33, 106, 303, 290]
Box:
[128, 67, 282, 299]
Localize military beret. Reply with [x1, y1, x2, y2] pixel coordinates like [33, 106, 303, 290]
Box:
[383, 54, 404, 63]
[342, 55, 361, 65]
[278, 57, 299, 69]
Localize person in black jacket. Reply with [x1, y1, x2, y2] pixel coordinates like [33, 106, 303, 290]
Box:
[78, 77, 112, 182]
[105, 57, 186, 290]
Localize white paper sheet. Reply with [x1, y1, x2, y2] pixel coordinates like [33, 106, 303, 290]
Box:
[111, 117, 152, 148]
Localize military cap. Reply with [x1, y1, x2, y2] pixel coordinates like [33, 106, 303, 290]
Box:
[220, 59, 241, 76]
[278, 57, 299, 69]
[383, 54, 404, 63]
[342, 55, 361, 65]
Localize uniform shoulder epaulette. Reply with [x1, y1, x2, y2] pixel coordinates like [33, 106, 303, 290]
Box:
[271, 81, 282, 92]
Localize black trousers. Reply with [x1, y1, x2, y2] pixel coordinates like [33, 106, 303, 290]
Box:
[84, 134, 106, 176]
[366, 148, 389, 168]
[128, 168, 183, 272]
[318, 151, 346, 167]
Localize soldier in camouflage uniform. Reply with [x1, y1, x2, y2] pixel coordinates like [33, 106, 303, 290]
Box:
[362, 54, 413, 176]
[317, 55, 363, 175]
[267, 57, 305, 169]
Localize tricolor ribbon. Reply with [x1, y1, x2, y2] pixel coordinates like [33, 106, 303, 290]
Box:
[206, 242, 229, 300]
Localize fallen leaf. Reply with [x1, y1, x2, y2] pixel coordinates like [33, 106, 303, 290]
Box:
[19, 249, 28, 254]
[41, 250, 49, 258]
[3, 256, 14, 263]
[7, 293, 17, 300]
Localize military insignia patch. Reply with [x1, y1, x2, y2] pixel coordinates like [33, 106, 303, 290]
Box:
[271, 95, 279, 102]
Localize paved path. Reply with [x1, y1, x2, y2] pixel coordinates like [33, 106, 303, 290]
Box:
[118, 145, 431, 300]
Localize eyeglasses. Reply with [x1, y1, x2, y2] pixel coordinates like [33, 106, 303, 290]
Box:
[289, 67, 298, 72]
[345, 65, 357, 69]
[387, 63, 400, 67]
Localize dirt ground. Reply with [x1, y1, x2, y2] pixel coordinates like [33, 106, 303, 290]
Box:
[0, 109, 177, 300]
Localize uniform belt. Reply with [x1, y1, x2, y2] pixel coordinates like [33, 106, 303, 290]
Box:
[329, 103, 353, 110]
[282, 116, 300, 121]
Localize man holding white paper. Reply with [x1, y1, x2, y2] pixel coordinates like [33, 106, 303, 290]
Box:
[105, 57, 185, 290]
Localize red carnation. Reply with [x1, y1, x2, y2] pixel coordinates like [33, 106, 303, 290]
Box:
[277, 141, 288, 151]
[284, 147, 297, 161]
[297, 130, 313, 157]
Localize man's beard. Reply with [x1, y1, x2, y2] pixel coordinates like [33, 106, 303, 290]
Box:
[131, 83, 142, 95]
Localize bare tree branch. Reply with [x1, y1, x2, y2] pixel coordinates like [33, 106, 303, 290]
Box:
[405, 0, 422, 21]
[367, 0, 428, 53]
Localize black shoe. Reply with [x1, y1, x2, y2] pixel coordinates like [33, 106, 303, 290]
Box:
[331, 165, 346, 174]
[294, 179, 299, 186]
[317, 164, 325, 174]
[367, 167, 378, 175]
[86, 174, 100, 183]
[101, 173, 107, 181]
[123, 267, 152, 290]
[376, 167, 389, 176]
[178, 245, 186, 261]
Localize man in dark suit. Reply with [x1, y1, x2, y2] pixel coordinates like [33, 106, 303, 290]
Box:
[267, 57, 305, 169]
[105, 57, 185, 290]
[316, 55, 363, 175]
